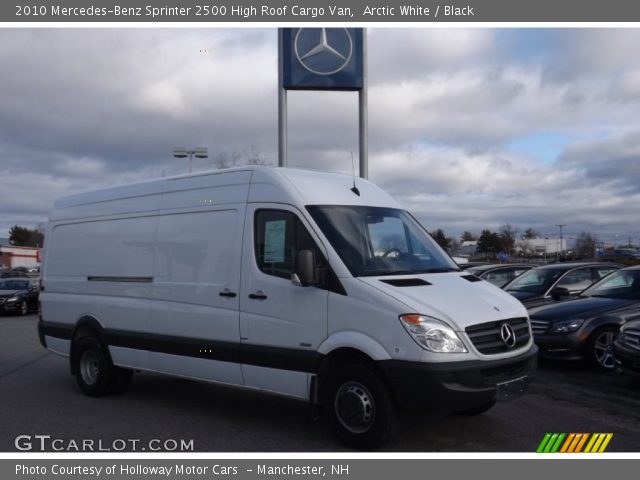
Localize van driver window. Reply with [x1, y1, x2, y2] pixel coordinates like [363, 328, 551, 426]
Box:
[254, 210, 323, 280]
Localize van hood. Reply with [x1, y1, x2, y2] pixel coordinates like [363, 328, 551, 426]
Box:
[357, 273, 527, 331]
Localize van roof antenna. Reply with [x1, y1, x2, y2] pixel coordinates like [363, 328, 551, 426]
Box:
[350, 152, 361, 196]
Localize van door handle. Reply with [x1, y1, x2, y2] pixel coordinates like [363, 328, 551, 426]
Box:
[219, 289, 237, 298]
[248, 291, 267, 300]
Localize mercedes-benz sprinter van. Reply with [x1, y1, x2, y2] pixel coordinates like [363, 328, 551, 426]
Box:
[39, 166, 537, 449]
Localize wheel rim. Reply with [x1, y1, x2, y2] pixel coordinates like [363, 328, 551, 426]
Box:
[593, 331, 616, 369]
[80, 350, 100, 385]
[21, 303, 27, 315]
[334, 381, 375, 434]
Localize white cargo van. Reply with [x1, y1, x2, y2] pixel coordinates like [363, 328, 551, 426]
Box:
[39, 166, 537, 449]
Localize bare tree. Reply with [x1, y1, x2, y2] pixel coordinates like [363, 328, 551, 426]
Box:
[460, 231, 476, 242]
[210, 146, 270, 169]
[574, 231, 597, 259]
[499, 224, 519, 256]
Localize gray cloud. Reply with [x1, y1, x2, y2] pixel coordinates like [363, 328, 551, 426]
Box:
[1, 28, 640, 245]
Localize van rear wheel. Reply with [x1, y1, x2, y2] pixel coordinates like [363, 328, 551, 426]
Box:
[324, 364, 397, 450]
[73, 337, 132, 396]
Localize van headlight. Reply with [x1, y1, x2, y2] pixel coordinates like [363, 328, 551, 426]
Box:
[399, 314, 467, 353]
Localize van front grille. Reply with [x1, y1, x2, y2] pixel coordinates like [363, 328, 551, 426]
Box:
[465, 317, 531, 355]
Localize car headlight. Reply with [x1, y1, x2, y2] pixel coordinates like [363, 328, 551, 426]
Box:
[399, 314, 467, 353]
[549, 318, 584, 334]
[6, 296, 19, 303]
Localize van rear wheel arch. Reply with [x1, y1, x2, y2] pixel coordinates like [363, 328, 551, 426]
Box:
[70, 316, 111, 375]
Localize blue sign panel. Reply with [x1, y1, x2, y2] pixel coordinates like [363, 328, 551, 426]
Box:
[282, 28, 363, 91]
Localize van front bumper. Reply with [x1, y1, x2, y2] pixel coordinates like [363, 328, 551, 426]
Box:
[378, 345, 538, 412]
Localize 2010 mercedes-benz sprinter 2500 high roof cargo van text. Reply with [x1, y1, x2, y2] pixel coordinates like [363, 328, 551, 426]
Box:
[39, 166, 537, 449]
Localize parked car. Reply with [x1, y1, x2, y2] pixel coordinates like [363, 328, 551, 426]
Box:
[0, 277, 39, 316]
[0, 270, 28, 278]
[614, 317, 640, 374]
[457, 261, 491, 270]
[466, 263, 535, 288]
[529, 266, 640, 370]
[504, 262, 621, 309]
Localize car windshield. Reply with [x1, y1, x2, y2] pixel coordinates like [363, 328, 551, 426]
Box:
[0, 280, 29, 290]
[582, 269, 640, 300]
[505, 268, 565, 294]
[306, 205, 459, 277]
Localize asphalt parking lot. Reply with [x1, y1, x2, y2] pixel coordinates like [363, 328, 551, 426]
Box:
[1, 314, 639, 452]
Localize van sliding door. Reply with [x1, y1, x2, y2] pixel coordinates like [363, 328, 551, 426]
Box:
[150, 206, 245, 385]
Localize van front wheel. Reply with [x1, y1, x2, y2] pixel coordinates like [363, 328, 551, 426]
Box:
[73, 337, 132, 396]
[324, 364, 397, 450]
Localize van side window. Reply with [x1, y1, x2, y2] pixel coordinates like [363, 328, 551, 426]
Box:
[254, 210, 322, 280]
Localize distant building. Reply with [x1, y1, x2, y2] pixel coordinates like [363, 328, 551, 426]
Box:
[459, 240, 478, 256]
[517, 237, 567, 255]
[0, 245, 40, 270]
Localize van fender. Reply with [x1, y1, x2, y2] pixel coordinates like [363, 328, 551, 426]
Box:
[317, 331, 391, 361]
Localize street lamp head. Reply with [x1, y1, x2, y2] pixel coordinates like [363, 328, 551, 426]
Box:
[173, 148, 188, 159]
[194, 147, 208, 159]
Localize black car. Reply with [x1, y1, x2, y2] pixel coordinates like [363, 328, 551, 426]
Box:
[504, 262, 621, 309]
[466, 263, 534, 288]
[0, 277, 39, 316]
[614, 317, 640, 374]
[529, 266, 640, 370]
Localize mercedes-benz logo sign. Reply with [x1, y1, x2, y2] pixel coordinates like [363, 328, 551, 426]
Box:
[294, 28, 353, 76]
[500, 323, 517, 348]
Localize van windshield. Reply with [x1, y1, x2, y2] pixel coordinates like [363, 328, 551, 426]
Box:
[306, 205, 459, 277]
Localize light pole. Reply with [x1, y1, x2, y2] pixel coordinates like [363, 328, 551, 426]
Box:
[174, 147, 208, 173]
[555, 224, 566, 261]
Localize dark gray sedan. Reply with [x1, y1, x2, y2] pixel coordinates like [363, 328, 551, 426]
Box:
[504, 262, 621, 309]
[529, 266, 640, 370]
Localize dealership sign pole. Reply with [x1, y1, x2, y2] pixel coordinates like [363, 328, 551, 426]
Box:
[278, 28, 367, 178]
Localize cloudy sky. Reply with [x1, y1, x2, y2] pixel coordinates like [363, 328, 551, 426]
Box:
[1, 27, 640, 245]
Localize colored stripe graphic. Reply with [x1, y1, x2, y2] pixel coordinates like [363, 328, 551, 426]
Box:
[536, 433, 552, 453]
[537, 433, 612, 453]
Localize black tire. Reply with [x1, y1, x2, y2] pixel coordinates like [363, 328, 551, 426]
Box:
[72, 337, 133, 396]
[323, 363, 398, 450]
[586, 326, 618, 371]
[454, 400, 496, 416]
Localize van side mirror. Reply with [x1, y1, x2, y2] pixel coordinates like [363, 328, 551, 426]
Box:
[550, 286, 571, 301]
[292, 250, 317, 287]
